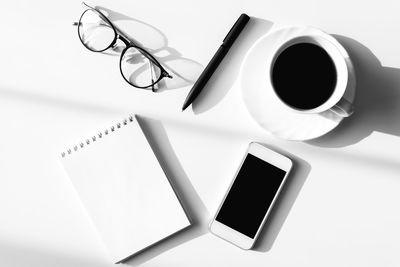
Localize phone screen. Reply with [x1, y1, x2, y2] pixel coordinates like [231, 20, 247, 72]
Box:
[216, 153, 287, 238]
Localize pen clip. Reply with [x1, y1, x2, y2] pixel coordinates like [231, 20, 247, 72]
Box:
[222, 13, 249, 44]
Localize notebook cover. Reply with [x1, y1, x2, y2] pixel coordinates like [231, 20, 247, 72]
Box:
[60, 115, 190, 262]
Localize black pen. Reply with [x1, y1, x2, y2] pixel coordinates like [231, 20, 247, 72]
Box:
[182, 13, 250, 111]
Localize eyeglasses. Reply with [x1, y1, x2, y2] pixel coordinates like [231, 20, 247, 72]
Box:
[73, 2, 172, 91]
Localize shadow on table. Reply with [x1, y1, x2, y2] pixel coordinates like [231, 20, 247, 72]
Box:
[252, 146, 311, 252]
[122, 116, 210, 266]
[0, 240, 113, 267]
[308, 35, 400, 148]
[0, 87, 124, 116]
[191, 17, 273, 114]
[95, 6, 203, 91]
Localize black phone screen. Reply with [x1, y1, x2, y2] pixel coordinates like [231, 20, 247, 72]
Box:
[216, 153, 287, 238]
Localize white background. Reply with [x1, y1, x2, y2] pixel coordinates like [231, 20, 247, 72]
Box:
[1, 0, 400, 266]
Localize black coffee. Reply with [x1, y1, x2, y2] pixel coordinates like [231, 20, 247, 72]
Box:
[271, 42, 337, 110]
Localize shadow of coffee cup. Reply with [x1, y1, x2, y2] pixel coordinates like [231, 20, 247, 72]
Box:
[267, 26, 356, 118]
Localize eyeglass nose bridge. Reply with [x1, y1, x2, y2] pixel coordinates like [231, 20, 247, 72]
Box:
[116, 34, 130, 47]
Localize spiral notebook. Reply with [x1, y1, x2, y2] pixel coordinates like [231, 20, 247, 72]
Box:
[60, 115, 190, 263]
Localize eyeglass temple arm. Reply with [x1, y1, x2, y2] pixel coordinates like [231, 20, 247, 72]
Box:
[71, 21, 136, 49]
[82, 2, 92, 9]
[71, 21, 129, 46]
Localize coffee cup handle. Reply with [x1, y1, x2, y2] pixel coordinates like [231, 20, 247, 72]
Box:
[329, 98, 354, 117]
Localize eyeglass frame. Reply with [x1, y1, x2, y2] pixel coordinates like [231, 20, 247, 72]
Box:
[74, 2, 172, 91]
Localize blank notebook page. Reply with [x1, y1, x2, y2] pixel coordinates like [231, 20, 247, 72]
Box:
[60, 116, 190, 263]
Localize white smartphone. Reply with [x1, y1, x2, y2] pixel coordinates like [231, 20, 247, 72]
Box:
[209, 142, 293, 250]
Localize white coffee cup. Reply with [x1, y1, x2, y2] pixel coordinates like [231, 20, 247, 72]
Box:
[268, 27, 356, 117]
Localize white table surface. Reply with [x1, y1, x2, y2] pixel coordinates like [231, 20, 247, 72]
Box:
[1, 0, 400, 266]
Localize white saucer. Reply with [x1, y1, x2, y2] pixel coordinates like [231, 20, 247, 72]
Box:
[240, 26, 356, 141]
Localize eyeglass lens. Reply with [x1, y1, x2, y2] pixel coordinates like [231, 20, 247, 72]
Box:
[78, 9, 115, 52]
[120, 46, 163, 88]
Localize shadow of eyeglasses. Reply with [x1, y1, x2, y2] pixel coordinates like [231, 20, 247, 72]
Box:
[93, 6, 204, 91]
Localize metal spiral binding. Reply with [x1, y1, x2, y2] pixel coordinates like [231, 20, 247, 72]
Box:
[61, 115, 135, 158]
